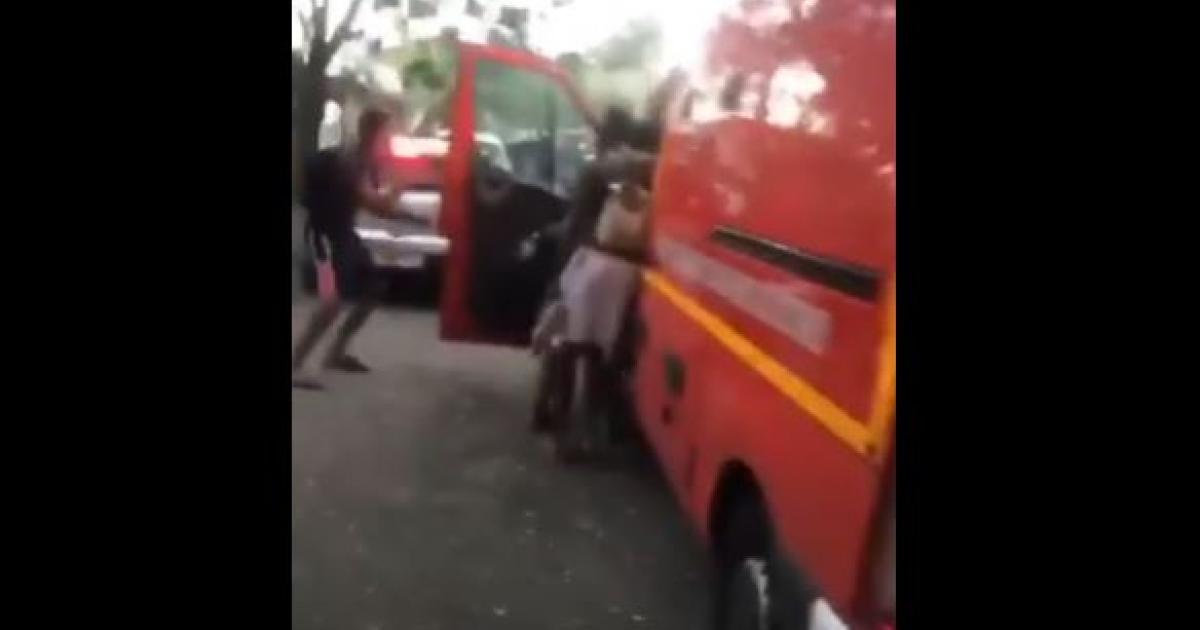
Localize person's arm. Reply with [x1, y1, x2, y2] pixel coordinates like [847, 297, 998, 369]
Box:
[355, 176, 427, 223]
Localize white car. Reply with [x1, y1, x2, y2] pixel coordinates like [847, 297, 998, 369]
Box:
[300, 130, 516, 290]
[354, 189, 448, 272]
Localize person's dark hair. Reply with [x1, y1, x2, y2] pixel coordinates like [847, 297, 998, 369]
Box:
[630, 70, 684, 154]
[646, 68, 686, 126]
[357, 108, 390, 153]
[630, 120, 662, 153]
[596, 105, 635, 153]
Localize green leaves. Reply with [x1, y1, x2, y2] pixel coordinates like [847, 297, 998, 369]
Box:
[402, 58, 446, 91]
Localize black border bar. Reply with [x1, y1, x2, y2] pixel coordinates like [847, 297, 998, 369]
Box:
[710, 226, 882, 301]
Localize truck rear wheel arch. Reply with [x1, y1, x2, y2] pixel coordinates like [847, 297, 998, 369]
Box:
[708, 461, 764, 554]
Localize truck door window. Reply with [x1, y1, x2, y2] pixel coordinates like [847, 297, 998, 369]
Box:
[473, 59, 590, 198]
[553, 86, 594, 198]
[404, 40, 460, 139]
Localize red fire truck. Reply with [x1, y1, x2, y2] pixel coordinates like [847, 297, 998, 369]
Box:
[433, 1, 895, 627]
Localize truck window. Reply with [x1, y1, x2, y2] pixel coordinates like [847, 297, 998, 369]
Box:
[552, 86, 594, 198]
[404, 39, 460, 139]
[473, 59, 591, 198]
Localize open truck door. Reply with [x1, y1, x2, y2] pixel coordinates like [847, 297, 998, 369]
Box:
[438, 43, 595, 345]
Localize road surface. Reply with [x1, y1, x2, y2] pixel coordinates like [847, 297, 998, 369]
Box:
[292, 299, 709, 630]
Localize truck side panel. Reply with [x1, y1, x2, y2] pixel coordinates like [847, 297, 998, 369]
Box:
[634, 0, 896, 613]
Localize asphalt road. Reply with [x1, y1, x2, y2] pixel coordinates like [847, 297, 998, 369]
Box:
[291, 297, 709, 630]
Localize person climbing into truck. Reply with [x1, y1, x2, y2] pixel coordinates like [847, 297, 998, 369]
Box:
[530, 84, 676, 458]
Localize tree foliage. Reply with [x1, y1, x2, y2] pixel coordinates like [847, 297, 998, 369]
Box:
[402, 58, 444, 91]
[293, 0, 368, 183]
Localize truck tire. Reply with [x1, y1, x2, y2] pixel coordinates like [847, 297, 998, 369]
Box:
[724, 556, 772, 630]
[715, 495, 773, 630]
[715, 493, 816, 630]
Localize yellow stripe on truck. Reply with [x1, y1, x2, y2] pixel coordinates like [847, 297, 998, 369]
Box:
[643, 269, 886, 460]
[866, 282, 896, 460]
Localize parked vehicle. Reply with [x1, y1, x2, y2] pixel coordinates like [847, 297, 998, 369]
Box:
[351, 131, 509, 276]
[436, 2, 896, 624]
[297, 131, 449, 293]
[298, 69, 562, 291]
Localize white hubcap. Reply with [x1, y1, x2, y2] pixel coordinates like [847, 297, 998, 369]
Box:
[742, 558, 770, 630]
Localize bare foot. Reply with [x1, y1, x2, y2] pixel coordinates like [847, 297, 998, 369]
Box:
[292, 372, 325, 390]
[324, 354, 370, 373]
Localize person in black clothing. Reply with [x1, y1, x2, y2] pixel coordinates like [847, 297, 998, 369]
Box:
[292, 108, 408, 389]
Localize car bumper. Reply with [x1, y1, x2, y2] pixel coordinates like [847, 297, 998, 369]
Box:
[355, 228, 449, 270]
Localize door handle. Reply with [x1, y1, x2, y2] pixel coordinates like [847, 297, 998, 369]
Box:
[664, 352, 686, 398]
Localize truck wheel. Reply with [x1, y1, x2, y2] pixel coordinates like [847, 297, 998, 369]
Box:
[724, 557, 771, 630]
[715, 493, 817, 630]
[715, 495, 773, 630]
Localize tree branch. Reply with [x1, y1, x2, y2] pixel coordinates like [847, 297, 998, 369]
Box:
[296, 9, 313, 46]
[329, 0, 367, 52]
[312, 1, 328, 44]
[291, 0, 316, 17]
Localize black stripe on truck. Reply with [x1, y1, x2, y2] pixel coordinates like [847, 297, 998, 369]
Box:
[710, 226, 882, 302]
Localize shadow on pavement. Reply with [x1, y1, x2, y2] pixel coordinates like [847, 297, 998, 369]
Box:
[380, 270, 442, 308]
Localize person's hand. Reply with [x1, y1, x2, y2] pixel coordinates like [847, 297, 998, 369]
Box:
[379, 178, 402, 200]
[616, 182, 649, 213]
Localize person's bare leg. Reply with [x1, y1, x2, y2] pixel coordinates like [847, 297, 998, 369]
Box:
[323, 297, 377, 372]
[292, 300, 342, 387]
